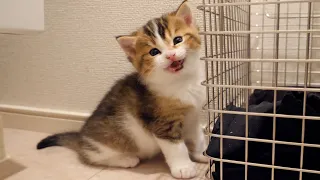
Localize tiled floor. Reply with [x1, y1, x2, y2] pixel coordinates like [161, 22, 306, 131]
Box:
[3, 128, 208, 180]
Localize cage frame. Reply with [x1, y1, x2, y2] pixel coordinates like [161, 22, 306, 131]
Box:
[198, 0, 320, 179]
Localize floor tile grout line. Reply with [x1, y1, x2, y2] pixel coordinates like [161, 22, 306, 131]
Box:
[87, 168, 105, 180]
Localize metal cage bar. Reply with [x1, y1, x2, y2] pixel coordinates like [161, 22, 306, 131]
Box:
[199, 0, 320, 179]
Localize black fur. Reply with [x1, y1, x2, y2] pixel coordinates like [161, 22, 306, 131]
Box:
[155, 18, 166, 39]
[37, 135, 60, 149]
[143, 17, 168, 40]
[143, 20, 156, 38]
[37, 132, 80, 150]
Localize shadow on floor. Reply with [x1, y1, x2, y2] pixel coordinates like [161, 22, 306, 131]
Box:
[0, 158, 26, 179]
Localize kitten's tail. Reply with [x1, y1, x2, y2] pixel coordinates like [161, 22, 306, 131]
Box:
[37, 132, 81, 150]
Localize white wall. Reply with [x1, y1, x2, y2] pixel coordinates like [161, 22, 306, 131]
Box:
[0, 0, 44, 33]
[0, 116, 5, 160]
[0, 0, 203, 116]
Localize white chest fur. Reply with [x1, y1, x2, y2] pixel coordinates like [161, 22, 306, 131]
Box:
[171, 82, 205, 109]
[154, 73, 206, 109]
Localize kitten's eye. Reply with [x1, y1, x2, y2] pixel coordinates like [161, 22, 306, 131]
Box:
[173, 36, 183, 45]
[149, 48, 161, 56]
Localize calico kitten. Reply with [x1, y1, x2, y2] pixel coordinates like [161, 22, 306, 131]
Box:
[37, 1, 206, 179]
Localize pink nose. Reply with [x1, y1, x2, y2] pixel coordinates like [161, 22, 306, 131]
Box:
[166, 53, 176, 61]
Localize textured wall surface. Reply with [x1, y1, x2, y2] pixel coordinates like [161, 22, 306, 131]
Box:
[0, 0, 203, 115]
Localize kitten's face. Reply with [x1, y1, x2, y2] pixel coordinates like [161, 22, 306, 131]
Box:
[117, 1, 200, 84]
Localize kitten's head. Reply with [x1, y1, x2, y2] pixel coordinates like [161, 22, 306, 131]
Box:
[116, 0, 201, 84]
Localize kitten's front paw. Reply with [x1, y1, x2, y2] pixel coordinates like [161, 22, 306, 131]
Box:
[170, 162, 197, 179]
[123, 156, 140, 168]
[190, 152, 208, 163]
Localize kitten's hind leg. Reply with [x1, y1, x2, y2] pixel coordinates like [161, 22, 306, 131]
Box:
[82, 137, 140, 168]
[97, 155, 140, 168]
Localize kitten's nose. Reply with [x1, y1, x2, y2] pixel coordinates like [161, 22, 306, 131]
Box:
[166, 53, 176, 61]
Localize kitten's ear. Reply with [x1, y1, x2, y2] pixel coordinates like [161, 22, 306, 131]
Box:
[116, 35, 137, 60]
[175, 0, 194, 26]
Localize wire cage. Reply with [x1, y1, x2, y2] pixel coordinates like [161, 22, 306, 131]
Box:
[198, 0, 320, 179]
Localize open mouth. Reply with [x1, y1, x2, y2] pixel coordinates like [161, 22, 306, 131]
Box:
[166, 59, 185, 73]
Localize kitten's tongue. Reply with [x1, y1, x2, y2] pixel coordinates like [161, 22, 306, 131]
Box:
[167, 60, 184, 73]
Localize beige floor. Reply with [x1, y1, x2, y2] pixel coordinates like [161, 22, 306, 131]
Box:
[3, 128, 208, 180]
